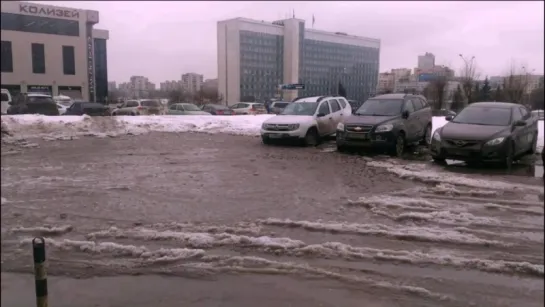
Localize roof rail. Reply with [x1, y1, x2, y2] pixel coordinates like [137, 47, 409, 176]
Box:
[316, 96, 329, 102]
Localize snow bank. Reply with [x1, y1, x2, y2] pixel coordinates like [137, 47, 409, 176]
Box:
[4, 114, 541, 150]
[1, 114, 276, 140]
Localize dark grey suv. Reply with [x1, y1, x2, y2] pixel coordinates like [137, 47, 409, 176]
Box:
[336, 93, 433, 157]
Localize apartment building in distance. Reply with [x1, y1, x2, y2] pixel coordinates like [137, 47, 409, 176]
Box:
[217, 17, 380, 104]
[417, 52, 435, 70]
[0, 1, 109, 102]
[181, 73, 204, 94]
[377, 68, 412, 93]
[107, 81, 116, 91]
[118, 75, 156, 98]
[159, 80, 182, 92]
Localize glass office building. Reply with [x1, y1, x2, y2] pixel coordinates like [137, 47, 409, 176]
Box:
[218, 18, 380, 104]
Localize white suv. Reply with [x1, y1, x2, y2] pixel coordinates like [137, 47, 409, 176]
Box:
[260, 95, 352, 146]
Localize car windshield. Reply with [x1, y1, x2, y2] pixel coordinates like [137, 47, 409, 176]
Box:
[452, 107, 512, 126]
[141, 100, 161, 107]
[183, 104, 201, 111]
[280, 102, 318, 116]
[355, 99, 403, 116]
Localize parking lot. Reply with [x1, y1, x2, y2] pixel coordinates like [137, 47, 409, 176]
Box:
[1, 128, 543, 307]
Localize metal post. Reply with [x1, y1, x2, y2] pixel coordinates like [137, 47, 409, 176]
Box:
[32, 237, 48, 307]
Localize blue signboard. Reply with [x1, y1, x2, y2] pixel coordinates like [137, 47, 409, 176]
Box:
[418, 73, 435, 82]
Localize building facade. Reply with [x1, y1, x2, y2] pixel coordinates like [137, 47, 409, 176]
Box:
[181, 73, 204, 94]
[217, 17, 380, 105]
[0, 1, 109, 102]
[118, 76, 155, 98]
[159, 80, 182, 92]
[417, 52, 435, 70]
[377, 72, 395, 93]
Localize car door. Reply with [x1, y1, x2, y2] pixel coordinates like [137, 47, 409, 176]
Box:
[519, 106, 536, 151]
[414, 97, 431, 131]
[167, 104, 178, 115]
[315, 101, 335, 136]
[409, 97, 425, 138]
[337, 97, 351, 117]
[69, 102, 82, 115]
[328, 99, 343, 127]
[511, 107, 526, 154]
[402, 99, 419, 142]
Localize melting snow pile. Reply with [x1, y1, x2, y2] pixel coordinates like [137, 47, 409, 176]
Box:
[0, 114, 276, 140]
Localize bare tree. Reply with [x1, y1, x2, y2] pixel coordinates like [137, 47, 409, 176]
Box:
[502, 63, 531, 104]
[458, 54, 480, 105]
[430, 76, 448, 110]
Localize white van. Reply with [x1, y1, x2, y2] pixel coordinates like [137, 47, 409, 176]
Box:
[1, 89, 12, 114]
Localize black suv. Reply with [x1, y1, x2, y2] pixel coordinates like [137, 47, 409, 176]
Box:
[336, 93, 432, 157]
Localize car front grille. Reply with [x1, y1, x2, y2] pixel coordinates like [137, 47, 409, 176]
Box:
[265, 124, 294, 131]
[444, 139, 481, 148]
[345, 124, 373, 133]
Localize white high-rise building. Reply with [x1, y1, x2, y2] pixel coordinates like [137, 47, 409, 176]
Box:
[417, 52, 435, 70]
[181, 73, 203, 94]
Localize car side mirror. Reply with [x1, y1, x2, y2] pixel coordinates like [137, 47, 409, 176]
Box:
[513, 120, 526, 127]
[401, 110, 410, 119]
[317, 113, 326, 118]
[445, 115, 454, 121]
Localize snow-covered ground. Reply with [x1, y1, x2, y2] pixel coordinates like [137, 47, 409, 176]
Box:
[1, 114, 543, 153]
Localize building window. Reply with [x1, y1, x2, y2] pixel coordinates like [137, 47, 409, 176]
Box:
[31, 43, 46, 74]
[1, 40, 13, 72]
[1, 13, 79, 37]
[62, 45, 75, 75]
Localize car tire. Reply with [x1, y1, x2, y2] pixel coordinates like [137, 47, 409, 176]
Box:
[527, 132, 538, 154]
[262, 136, 271, 145]
[303, 127, 319, 147]
[420, 124, 432, 145]
[432, 156, 446, 164]
[337, 145, 347, 153]
[504, 142, 515, 169]
[391, 132, 406, 157]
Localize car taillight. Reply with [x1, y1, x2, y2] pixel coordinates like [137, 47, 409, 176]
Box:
[251, 106, 256, 110]
[217, 110, 224, 115]
[137, 106, 144, 110]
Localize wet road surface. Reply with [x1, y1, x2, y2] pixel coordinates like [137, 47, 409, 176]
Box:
[1, 132, 544, 307]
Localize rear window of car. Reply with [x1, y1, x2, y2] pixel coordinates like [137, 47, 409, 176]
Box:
[1, 93, 9, 102]
[141, 100, 160, 107]
[273, 102, 289, 108]
[126, 101, 139, 107]
[329, 100, 341, 112]
[337, 99, 347, 108]
[28, 96, 54, 104]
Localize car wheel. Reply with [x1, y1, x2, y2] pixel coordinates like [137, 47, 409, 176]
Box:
[420, 124, 432, 145]
[504, 142, 515, 169]
[527, 132, 538, 154]
[337, 145, 347, 153]
[303, 128, 319, 147]
[432, 156, 446, 164]
[391, 132, 406, 157]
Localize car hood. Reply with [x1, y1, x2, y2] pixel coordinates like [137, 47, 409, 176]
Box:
[343, 115, 398, 126]
[265, 115, 314, 124]
[440, 122, 509, 140]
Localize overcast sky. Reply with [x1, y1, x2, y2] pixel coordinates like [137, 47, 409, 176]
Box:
[38, 1, 545, 84]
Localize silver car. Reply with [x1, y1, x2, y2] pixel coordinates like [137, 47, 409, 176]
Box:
[112, 99, 164, 116]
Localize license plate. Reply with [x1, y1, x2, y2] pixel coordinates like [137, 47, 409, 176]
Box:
[349, 133, 368, 140]
[269, 134, 282, 139]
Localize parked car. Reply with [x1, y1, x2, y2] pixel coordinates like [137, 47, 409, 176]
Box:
[336, 93, 432, 157]
[260, 95, 351, 146]
[430, 102, 539, 167]
[230, 102, 267, 115]
[201, 104, 235, 115]
[1, 88, 12, 114]
[112, 99, 163, 116]
[63, 101, 111, 116]
[167, 103, 210, 115]
[269, 101, 290, 114]
[7, 93, 59, 116]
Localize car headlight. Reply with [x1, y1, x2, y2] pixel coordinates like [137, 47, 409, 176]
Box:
[485, 137, 505, 146]
[337, 123, 345, 131]
[287, 124, 300, 130]
[261, 123, 268, 129]
[433, 131, 441, 141]
[375, 124, 393, 132]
